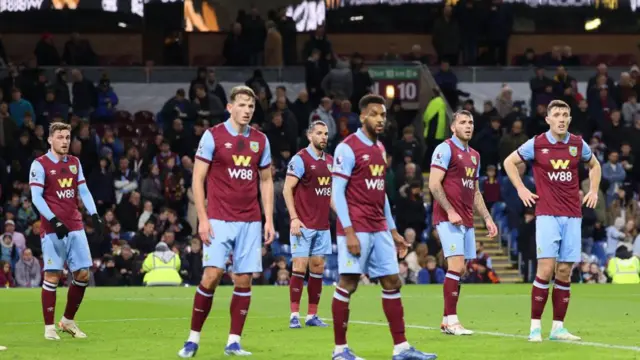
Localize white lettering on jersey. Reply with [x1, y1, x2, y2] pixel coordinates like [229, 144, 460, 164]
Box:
[365, 178, 385, 191]
[461, 178, 475, 189]
[547, 171, 573, 182]
[227, 168, 254, 180]
[315, 188, 331, 196]
[56, 189, 75, 199]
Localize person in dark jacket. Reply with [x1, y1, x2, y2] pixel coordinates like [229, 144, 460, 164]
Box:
[70, 69, 96, 118]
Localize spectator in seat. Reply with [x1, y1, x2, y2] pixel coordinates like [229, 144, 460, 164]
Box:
[9, 88, 34, 128]
[132, 220, 157, 256]
[63, 33, 97, 66]
[417, 255, 445, 284]
[245, 69, 272, 103]
[94, 255, 122, 286]
[3, 219, 25, 253]
[142, 242, 182, 286]
[499, 119, 528, 165]
[495, 85, 513, 119]
[188, 67, 207, 102]
[204, 69, 227, 108]
[141, 164, 166, 208]
[398, 260, 415, 285]
[14, 248, 41, 288]
[165, 119, 190, 157]
[621, 92, 640, 127]
[193, 84, 225, 125]
[481, 165, 500, 210]
[471, 118, 501, 171]
[321, 59, 353, 100]
[93, 78, 118, 123]
[114, 157, 138, 204]
[70, 69, 96, 118]
[614, 72, 635, 109]
[116, 191, 142, 233]
[264, 20, 283, 67]
[602, 151, 626, 205]
[164, 166, 186, 216]
[291, 90, 314, 137]
[606, 217, 626, 258]
[166, 208, 191, 243]
[223, 22, 249, 66]
[153, 140, 181, 173]
[53, 69, 70, 108]
[1, 234, 18, 269]
[309, 97, 336, 143]
[34, 33, 61, 66]
[88, 157, 115, 214]
[396, 181, 427, 236]
[469, 241, 492, 269]
[181, 238, 203, 285]
[161, 89, 191, 126]
[465, 258, 499, 284]
[115, 244, 137, 286]
[138, 200, 155, 230]
[16, 197, 37, 231]
[501, 164, 535, 229]
[24, 220, 42, 258]
[86, 221, 111, 260]
[302, 25, 333, 66]
[0, 260, 15, 288]
[432, 5, 460, 65]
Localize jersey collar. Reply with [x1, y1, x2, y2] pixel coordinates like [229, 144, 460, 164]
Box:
[46, 150, 69, 164]
[450, 135, 469, 152]
[224, 119, 251, 137]
[545, 131, 570, 144]
[355, 129, 374, 146]
[305, 145, 325, 161]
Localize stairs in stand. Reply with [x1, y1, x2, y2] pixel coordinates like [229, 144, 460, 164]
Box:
[473, 217, 521, 283]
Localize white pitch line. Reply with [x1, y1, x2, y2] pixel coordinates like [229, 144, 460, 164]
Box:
[6, 315, 280, 326]
[325, 319, 640, 353]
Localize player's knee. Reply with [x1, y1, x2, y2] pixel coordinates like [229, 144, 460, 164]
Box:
[309, 257, 325, 273]
[555, 263, 572, 281]
[74, 268, 90, 283]
[43, 271, 61, 285]
[292, 257, 309, 273]
[380, 275, 402, 291]
[233, 273, 252, 288]
[338, 274, 359, 294]
[201, 267, 223, 290]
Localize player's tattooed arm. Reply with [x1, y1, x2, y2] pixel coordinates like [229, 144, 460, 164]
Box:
[428, 168, 453, 212]
[473, 184, 491, 221]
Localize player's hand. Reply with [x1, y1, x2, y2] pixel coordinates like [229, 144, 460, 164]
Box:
[198, 220, 214, 246]
[391, 230, 411, 258]
[583, 190, 598, 209]
[91, 214, 103, 237]
[264, 221, 275, 245]
[517, 187, 539, 207]
[447, 209, 463, 226]
[346, 231, 361, 257]
[485, 217, 498, 238]
[290, 218, 306, 237]
[51, 217, 69, 239]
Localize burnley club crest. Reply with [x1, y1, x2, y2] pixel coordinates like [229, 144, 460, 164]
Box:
[69, 165, 78, 174]
[250, 141, 259, 153]
[471, 155, 477, 165]
[569, 146, 578, 157]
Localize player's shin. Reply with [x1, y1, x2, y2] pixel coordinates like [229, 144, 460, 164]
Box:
[331, 286, 351, 350]
[63, 278, 88, 321]
[381, 288, 409, 354]
[307, 271, 323, 317]
[443, 270, 461, 324]
[289, 271, 305, 316]
[229, 286, 252, 345]
[551, 279, 571, 330]
[531, 276, 550, 330]
[41, 279, 57, 327]
[188, 284, 215, 344]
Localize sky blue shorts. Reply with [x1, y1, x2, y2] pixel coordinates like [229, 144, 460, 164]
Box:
[536, 216, 582, 263]
[291, 228, 332, 258]
[436, 222, 476, 259]
[42, 230, 92, 272]
[203, 220, 262, 274]
[337, 231, 399, 279]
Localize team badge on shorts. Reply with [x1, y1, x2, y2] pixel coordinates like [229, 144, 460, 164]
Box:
[450, 244, 456, 252]
[69, 165, 77, 174]
[569, 146, 577, 157]
[250, 141, 259, 153]
[471, 155, 477, 165]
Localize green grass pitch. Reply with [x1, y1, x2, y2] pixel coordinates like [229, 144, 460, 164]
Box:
[1, 285, 639, 360]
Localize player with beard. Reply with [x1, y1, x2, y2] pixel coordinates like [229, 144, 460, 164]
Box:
[29, 122, 103, 341]
[429, 110, 498, 336]
[503, 100, 601, 342]
[178, 86, 275, 357]
[330, 94, 436, 360]
[283, 120, 333, 329]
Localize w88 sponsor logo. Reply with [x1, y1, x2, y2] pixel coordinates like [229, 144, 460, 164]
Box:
[228, 168, 254, 180]
[56, 189, 75, 199]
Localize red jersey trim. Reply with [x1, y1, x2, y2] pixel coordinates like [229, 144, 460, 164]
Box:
[29, 182, 44, 188]
[78, 180, 86, 185]
[430, 164, 447, 172]
[195, 155, 212, 164]
[516, 151, 526, 163]
[333, 172, 349, 180]
[258, 163, 271, 170]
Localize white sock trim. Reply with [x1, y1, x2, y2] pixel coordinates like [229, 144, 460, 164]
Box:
[553, 283, 570, 291]
[445, 272, 460, 281]
[196, 287, 214, 297]
[533, 280, 550, 289]
[309, 272, 323, 279]
[333, 292, 349, 303]
[232, 291, 252, 297]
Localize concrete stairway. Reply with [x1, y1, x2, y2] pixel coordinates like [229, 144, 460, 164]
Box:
[473, 215, 521, 283]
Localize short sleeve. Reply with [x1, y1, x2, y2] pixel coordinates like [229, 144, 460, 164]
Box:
[259, 135, 272, 169]
[77, 162, 87, 184]
[517, 138, 535, 162]
[581, 139, 593, 162]
[29, 161, 45, 187]
[332, 143, 356, 179]
[195, 131, 215, 163]
[286, 155, 305, 178]
[430, 142, 451, 171]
